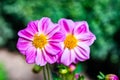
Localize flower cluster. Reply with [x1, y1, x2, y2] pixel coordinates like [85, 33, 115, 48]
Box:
[17, 17, 96, 66]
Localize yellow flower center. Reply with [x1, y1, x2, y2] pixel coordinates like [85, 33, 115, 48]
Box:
[64, 34, 78, 49]
[32, 33, 48, 49]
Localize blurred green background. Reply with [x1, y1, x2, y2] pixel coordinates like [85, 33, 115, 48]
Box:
[0, 0, 120, 79]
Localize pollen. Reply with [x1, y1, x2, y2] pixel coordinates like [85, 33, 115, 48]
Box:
[32, 33, 48, 49]
[64, 34, 78, 49]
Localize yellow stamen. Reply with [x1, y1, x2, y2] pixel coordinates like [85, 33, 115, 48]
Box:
[32, 33, 47, 49]
[64, 34, 78, 49]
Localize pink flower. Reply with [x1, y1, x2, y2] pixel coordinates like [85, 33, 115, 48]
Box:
[106, 74, 119, 80]
[17, 17, 64, 66]
[58, 18, 96, 66]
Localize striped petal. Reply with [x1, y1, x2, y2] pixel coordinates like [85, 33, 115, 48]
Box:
[60, 48, 71, 66]
[43, 49, 58, 64]
[75, 32, 96, 46]
[74, 42, 90, 61]
[18, 29, 33, 41]
[35, 49, 47, 66]
[45, 43, 61, 55]
[17, 38, 32, 55]
[74, 21, 89, 35]
[38, 17, 50, 33]
[58, 18, 74, 34]
[48, 31, 65, 42]
[25, 46, 36, 64]
[26, 20, 39, 35]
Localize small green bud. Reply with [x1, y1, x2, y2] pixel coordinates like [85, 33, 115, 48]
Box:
[59, 68, 68, 74]
[57, 65, 68, 74]
[32, 64, 43, 73]
[75, 74, 85, 80]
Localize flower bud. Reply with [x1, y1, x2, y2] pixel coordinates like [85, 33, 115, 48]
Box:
[75, 73, 80, 79]
[69, 64, 76, 72]
[32, 65, 43, 73]
[105, 74, 119, 80]
[75, 74, 85, 80]
[59, 68, 68, 74]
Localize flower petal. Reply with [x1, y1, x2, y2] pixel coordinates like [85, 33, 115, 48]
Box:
[75, 32, 96, 46]
[35, 49, 47, 66]
[38, 17, 51, 33]
[58, 18, 74, 34]
[46, 24, 60, 39]
[17, 38, 32, 55]
[37, 17, 59, 37]
[74, 21, 96, 46]
[74, 42, 90, 61]
[18, 29, 33, 41]
[74, 21, 89, 35]
[25, 46, 36, 64]
[26, 20, 39, 35]
[48, 31, 65, 42]
[60, 48, 72, 66]
[73, 59, 79, 64]
[45, 43, 61, 55]
[42, 49, 58, 64]
[70, 49, 76, 63]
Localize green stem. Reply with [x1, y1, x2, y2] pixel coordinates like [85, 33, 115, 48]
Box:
[62, 74, 66, 80]
[72, 72, 75, 80]
[43, 66, 47, 80]
[46, 64, 51, 80]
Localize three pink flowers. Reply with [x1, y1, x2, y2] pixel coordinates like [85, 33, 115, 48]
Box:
[17, 17, 96, 66]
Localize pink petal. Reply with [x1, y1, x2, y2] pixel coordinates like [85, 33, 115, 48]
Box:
[75, 32, 96, 46]
[48, 31, 65, 42]
[58, 18, 74, 34]
[35, 49, 47, 66]
[38, 17, 51, 33]
[17, 38, 32, 55]
[37, 17, 59, 37]
[74, 21, 96, 46]
[74, 21, 89, 35]
[47, 24, 60, 39]
[45, 43, 61, 55]
[42, 49, 58, 64]
[26, 20, 39, 35]
[73, 59, 79, 64]
[18, 29, 33, 41]
[25, 46, 36, 64]
[70, 49, 76, 63]
[60, 48, 72, 66]
[74, 42, 90, 61]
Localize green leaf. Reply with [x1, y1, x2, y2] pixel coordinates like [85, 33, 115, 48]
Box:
[99, 72, 105, 78]
[97, 72, 105, 80]
[97, 75, 104, 80]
